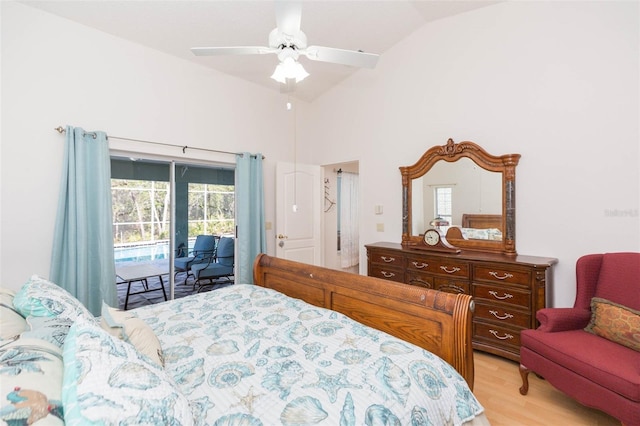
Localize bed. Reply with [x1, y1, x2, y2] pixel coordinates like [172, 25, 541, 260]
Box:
[1, 254, 489, 425]
[461, 214, 502, 232]
[445, 214, 503, 241]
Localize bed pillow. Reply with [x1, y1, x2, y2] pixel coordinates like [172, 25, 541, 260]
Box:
[585, 297, 640, 351]
[0, 288, 27, 341]
[0, 337, 65, 425]
[62, 317, 193, 425]
[13, 275, 95, 323]
[100, 303, 164, 367]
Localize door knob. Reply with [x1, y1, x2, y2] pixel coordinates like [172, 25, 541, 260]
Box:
[277, 234, 288, 239]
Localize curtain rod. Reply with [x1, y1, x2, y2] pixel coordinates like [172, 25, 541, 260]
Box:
[54, 126, 264, 159]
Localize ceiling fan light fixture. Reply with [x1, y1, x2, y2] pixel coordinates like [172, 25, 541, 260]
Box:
[271, 57, 309, 84]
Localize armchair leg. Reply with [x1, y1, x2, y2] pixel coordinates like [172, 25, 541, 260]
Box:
[519, 364, 530, 395]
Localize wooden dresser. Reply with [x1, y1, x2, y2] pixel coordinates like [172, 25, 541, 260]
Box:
[366, 242, 557, 362]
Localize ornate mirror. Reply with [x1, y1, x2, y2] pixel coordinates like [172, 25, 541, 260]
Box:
[401, 138, 520, 255]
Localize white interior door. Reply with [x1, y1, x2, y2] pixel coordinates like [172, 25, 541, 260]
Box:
[276, 162, 322, 265]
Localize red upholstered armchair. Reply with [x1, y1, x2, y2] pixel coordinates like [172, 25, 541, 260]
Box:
[519, 252, 640, 425]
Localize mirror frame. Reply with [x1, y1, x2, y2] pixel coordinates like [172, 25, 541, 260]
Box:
[400, 138, 521, 256]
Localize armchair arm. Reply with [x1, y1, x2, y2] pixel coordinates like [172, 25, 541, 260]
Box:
[175, 246, 214, 259]
[536, 308, 592, 332]
[190, 252, 216, 267]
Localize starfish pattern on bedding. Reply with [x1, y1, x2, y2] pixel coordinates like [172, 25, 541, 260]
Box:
[340, 335, 360, 348]
[232, 386, 266, 414]
[303, 369, 362, 403]
[181, 333, 200, 346]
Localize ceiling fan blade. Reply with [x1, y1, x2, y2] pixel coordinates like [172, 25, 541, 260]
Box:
[191, 46, 275, 56]
[303, 46, 379, 69]
[275, 1, 302, 35]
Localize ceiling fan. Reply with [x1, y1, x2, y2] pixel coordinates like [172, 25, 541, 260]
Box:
[191, 1, 379, 84]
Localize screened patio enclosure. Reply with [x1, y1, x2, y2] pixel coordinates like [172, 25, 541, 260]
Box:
[111, 157, 234, 260]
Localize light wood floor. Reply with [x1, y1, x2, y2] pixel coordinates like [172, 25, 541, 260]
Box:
[473, 351, 621, 425]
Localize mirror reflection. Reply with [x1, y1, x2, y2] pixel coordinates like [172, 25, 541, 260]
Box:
[411, 158, 502, 241]
[401, 138, 520, 255]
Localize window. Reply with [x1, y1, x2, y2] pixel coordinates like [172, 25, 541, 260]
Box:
[434, 186, 453, 226]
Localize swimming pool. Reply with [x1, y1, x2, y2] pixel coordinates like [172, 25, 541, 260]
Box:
[114, 240, 194, 263]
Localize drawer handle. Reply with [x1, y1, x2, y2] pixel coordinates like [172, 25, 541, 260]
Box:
[489, 271, 514, 280]
[439, 284, 466, 294]
[412, 261, 428, 269]
[381, 271, 396, 278]
[380, 256, 395, 263]
[410, 278, 432, 288]
[440, 266, 461, 274]
[489, 310, 514, 320]
[488, 290, 514, 300]
[489, 329, 514, 340]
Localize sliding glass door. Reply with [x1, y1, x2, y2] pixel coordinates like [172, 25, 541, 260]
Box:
[110, 157, 234, 309]
[173, 164, 235, 258]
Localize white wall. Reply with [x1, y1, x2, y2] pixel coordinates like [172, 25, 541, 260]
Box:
[2, 2, 638, 308]
[0, 2, 296, 290]
[303, 1, 640, 307]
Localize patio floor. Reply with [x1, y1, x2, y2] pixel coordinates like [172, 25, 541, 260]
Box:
[116, 259, 233, 310]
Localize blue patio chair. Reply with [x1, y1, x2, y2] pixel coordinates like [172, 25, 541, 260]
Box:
[191, 236, 234, 291]
[174, 235, 218, 282]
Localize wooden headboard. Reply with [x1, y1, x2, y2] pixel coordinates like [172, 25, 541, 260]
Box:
[253, 254, 475, 390]
[462, 213, 502, 231]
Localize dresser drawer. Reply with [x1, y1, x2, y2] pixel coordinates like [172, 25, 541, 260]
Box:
[473, 264, 531, 286]
[406, 256, 433, 272]
[405, 273, 470, 294]
[369, 250, 404, 268]
[366, 242, 556, 363]
[369, 264, 404, 283]
[432, 258, 470, 279]
[473, 283, 530, 309]
[474, 322, 521, 349]
[406, 271, 434, 289]
[474, 302, 530, 328]
[406, 255, 470, 279]
[434, 277, 470, 294]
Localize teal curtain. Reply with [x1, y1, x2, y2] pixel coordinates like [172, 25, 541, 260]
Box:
[235, 152, 266, 284]
[50, 126, 117, 316]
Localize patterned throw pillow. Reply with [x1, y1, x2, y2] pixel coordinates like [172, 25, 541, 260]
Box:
[62, 317, 193, 425]
[0, 337, 65, 425]
[13, 275, 95, 323]
[585, 297, 640, 351]
[22, 316, 74, 348]
[100, 302, 164, 367]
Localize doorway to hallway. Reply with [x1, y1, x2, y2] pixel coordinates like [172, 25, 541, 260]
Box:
[322, 161, 359, 274]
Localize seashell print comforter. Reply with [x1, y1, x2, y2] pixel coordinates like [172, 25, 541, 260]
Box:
[133, 284, 486, 425]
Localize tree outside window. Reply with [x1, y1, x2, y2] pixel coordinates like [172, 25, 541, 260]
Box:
[111, 180, 234, 245]
[187, 183, 235, 236]
[112, 179, 170, 244]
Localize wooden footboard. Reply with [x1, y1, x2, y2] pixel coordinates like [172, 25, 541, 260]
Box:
[253, 254, 475, 390]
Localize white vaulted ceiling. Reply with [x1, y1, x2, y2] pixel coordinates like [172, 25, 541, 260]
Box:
[21, 1, 498, 101]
